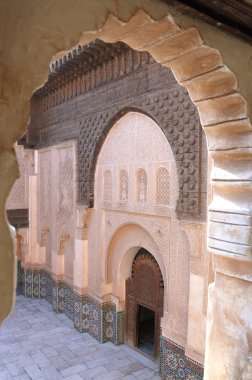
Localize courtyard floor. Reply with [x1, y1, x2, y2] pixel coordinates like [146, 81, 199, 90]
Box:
[0, 296, 159, 380]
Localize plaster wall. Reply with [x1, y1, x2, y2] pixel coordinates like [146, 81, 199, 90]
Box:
[36, 141, 76, 282]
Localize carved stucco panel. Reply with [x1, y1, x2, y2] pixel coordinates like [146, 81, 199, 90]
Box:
[6, 145, 34, 210]
[38, 149, 51, 244]
[57, 145, 75, 259]
[96, 112, 179, 209]
[104, 211, 170, 257]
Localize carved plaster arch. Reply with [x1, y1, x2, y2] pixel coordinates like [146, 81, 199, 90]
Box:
[81, 92, 202, 219]
[94, 110, 180, 209]
[88, 106, 177, 207]
[73, 11, 252, 261]
[106, 223, 167, 303]
[88, 11, 251, 262]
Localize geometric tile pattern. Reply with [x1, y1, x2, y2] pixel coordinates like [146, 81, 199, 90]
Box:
[160, 336, 204, 380]
[102, 302, 116, 343]
[20, 268, 125, 345]
[25, 269, 33, 297]
[59, 281, 75, 321]
[52, 280, 59, 313]
[44, 271, 54, 304]
[74, 294, 103, 340]
[73, 293, 85, 332]
[83, 296, 102, 341]
[17, 259, 22, 285]
[21, 265, 25, 296]
[21, 268, 51, 303]
[115, 311, 125, 345]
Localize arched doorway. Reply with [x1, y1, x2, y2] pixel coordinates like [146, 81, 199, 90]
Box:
[125, 248, 164, 359]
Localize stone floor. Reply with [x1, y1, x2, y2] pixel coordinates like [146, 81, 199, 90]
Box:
[0, 296, 159, 380]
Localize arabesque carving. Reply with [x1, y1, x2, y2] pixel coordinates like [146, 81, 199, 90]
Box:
[119, 170, 128, 201]
[38, 150, 51, 243]
[156, 168, 170, 205]
[6, 145, 34, 210]
[28, 41, 206, 221]
[137, 169, 147, 203]
[57, 146, 74, 253]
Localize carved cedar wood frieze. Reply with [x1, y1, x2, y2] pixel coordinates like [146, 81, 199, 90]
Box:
[28, 40, 206, 220]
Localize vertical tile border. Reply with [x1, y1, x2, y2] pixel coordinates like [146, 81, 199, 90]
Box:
[83, 296, 103, 341]
[40, 270, 46, 299]
[17, 259, 22, 285]
[102, 302, 116, 343]
[115, 311, 125, 345]
[73, 293, 84, 332]
[32, 270, 40, 298]
[25, 269, 33, 297]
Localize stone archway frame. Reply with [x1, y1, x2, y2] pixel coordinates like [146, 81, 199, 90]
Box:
[90, 10, 252, 263]
[1, 4, 251, 340]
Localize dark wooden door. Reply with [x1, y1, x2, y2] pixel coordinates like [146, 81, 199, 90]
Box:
[125, 249, 164, 359]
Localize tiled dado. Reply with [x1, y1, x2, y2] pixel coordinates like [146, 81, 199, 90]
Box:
[21, 267, 124, 345]
[22, 267, 45, 298]
[20, 267, 204, 378]
[71, 293, 124, 345]
[160, 337, 204, 380]
[17, 259, 22, 286]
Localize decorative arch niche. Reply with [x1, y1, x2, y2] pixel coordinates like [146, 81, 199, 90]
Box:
[94, 111, 180, 213]
[105, 223, 166, 304]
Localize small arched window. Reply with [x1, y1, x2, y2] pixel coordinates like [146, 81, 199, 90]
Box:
[137, 169, 147, 203]
[156, 168, 170, 205]
[120, 170, 128, 201]
[104, 170, 112, 201]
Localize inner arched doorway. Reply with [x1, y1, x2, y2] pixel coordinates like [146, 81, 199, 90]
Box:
[125, 248, 164, 359]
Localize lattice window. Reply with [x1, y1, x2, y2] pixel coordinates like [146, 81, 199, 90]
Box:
[156, 168, 170, 205]
[120, 170, 128, 201]
[104, 170, 112, 201]
[137, 169, 147, 203]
